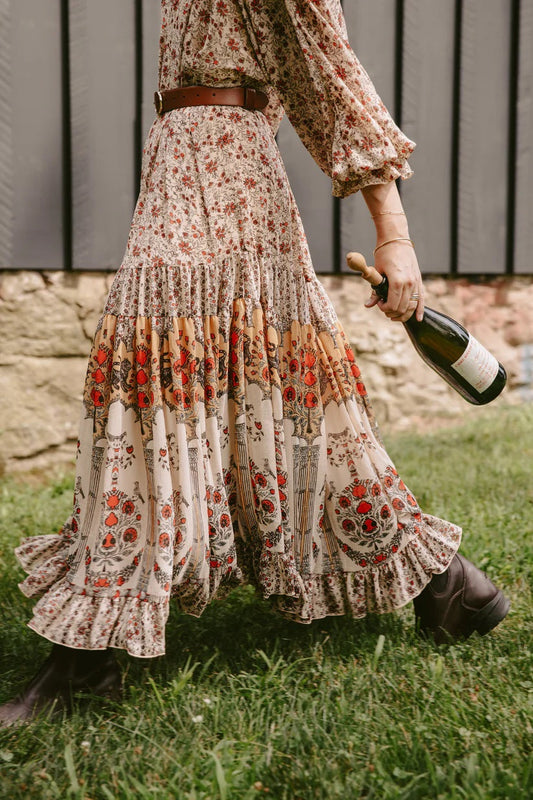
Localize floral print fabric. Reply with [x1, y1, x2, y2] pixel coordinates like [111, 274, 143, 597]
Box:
[159, 0, 416, 196]
[15, 0, 461, 657]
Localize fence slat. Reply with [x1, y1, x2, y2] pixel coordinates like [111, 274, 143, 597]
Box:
[70, 0, 136, 271]
[7, 0, 64, 270]
[277, 117, 334, 273]
[401, 0, 456, 274]
[515, 0, 533, 274]
[340, 0, 397, 273]
[457, 0, 510, 274]
[141, 0, 161, 146]
[0, 0, 14, 267]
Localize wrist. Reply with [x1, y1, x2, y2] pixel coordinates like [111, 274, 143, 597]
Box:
[374, 218, 410, 241]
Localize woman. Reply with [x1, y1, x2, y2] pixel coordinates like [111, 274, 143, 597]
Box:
[0, 0, 509, 726]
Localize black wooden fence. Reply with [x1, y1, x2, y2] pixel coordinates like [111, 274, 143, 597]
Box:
[0, 0, 531, 275]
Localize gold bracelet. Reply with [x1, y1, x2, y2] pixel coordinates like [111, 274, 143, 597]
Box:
[371, 211, 407, 218]
[373, 237, 415, 257]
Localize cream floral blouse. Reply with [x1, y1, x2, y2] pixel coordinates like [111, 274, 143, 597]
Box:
[158, 0, 416, 197]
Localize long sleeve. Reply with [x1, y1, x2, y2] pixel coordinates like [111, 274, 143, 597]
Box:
[236, 0, 416, 197]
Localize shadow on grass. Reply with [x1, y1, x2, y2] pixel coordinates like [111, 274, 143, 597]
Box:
[122, 584, 413, 686]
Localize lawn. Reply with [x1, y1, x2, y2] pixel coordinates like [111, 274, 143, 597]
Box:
[0, 405, 531, 799]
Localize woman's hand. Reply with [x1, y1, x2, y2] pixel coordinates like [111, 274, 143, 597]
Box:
[364, 241, 425, 322]
[360, 181, 425, 323]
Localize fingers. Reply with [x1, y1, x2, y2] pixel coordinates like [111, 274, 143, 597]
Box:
[362, 244, 426, 322]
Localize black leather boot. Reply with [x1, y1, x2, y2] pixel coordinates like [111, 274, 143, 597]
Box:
[0, 644, 122, 727]
[413, 553, 511, 645]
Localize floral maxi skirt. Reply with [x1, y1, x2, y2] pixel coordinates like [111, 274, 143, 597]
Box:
[15, 105, 462, 657]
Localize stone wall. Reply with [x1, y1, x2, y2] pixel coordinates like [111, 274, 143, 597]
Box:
[0, 269, 531, 475]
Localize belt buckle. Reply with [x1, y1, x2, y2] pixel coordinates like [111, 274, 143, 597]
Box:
[154, 91, 164, 116]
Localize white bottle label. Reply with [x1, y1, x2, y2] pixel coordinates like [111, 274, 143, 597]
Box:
[451, 334, 499, 393]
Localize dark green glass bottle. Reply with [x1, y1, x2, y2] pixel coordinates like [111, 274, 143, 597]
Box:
[346, 253, 507, 405]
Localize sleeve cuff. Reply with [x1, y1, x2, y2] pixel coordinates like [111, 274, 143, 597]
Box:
[332, 159, 415, 198]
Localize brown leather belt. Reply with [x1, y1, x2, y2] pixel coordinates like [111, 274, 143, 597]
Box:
[154, 85, 269, 116]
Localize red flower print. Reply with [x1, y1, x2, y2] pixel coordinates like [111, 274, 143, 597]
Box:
[304, 352, 316, 368]
[277, 474, 287, 486]
[205, 357, 215, 373]
[371, 484, 382, 497]
[94, 578, 110, 588]
[220, 513, 231, 527]
[261, 499, 275, 513]
[136, 369, 148, 385]
[255, 473, 267, 487]
[161, 504, 172, 519]
[102, 533, 115, 549]
[381, 505, 391, 519]
[283, 386, 296, 402]
[304, 371, 316, 386]
[205, 385, 215, 401]
[342, 518, 355, 532]
[345, 346, 355, 363]
[105, 512, 118, 527]
[384, 476, 394, 488]
[339, 495, 351, 508]
[213, 491, 222, 503]
[138, 391, 151, 408]
[92, 368, 106, 384]
[392, 498, 405, 511]
[356, 382, 367, 397]
[351, 364, 361, 379]
[122, 500, 135, 515]
[159, 533, 170, 548]
[356, 501, 372, 515]
[123, 528, 138, 543]
[304, 391, 318, 408]
[136, 349, 148, 366]
[351, 483, 367, 498]
[107, 495, 119, 508]
[289, 358, 299, 374]
[96, 347, 107, 365]
[91, 388, 104, 407]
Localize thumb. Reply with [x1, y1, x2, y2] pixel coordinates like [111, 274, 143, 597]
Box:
[364, 292, 379, 309]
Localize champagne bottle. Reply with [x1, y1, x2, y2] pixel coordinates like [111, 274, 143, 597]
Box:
[346, 252, 507, 405]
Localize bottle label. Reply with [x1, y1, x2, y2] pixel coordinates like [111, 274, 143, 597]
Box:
[451, 334, 499, 393]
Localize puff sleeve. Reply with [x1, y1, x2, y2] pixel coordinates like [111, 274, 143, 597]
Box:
[236, 0, 416, 197]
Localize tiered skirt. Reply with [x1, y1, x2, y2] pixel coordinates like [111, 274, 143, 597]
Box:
[15, 104, 461, 657]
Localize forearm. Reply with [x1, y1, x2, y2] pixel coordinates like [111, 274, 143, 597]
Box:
[359, 180, 425, 323]
[361, 181, 410, 242]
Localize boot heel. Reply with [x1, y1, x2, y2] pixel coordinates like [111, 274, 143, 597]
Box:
[468, 590, 511, 637]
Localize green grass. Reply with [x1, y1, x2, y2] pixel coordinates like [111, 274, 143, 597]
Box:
[0, 405, 531, 800]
